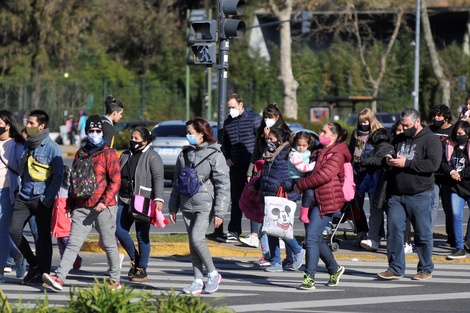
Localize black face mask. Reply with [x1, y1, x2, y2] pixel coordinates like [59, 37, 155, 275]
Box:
[432, 119, 445, 128]
[129, 140, 144, 152]
[0, 127, 6, 136]
[358, 124, 371, 133]
[456, 135, 468, 146]
[403, 126, 417, 138]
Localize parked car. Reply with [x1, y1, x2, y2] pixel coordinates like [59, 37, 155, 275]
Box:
[151, 120, 218, 180]
[346, 112, 400, 129]
[114, 120, 155, 133]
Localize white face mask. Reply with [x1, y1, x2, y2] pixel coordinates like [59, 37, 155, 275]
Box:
[264, 118, 276, 128]
[229, 108, 240, 119]
[88, 131, 103, 145]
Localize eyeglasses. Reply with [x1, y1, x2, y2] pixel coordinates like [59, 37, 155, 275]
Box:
[89, 130, 102, 134]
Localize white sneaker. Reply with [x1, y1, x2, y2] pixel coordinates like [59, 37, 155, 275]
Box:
[360, 239, 378, 251]
[239, 234, 259, 248]
[404, 243, 413, 254]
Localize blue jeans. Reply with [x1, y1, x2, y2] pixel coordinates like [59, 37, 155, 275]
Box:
[450, 193, 470, 250]
[267, 234, 302, 265]
[0, 188, 14, 268]
[386, 190, 434, 276]
[251, 220, 270, 260]
[115, 200, 151, 268]
[304, 206, 339, 277]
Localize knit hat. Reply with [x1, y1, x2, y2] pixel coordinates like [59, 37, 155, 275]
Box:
[85, 115, 103, 134]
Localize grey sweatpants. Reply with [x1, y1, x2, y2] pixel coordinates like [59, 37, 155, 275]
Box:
[182, 211, 216, 280]
[57, 205, 120, 282]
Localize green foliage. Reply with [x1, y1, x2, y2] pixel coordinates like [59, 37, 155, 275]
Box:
[155, 291, 234, 313]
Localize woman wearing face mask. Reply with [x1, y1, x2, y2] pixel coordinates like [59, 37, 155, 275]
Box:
[441, 120, 470, 260]
[116, 127, 164, 282]
[348, 108, 384, 247]
[294, 122, 350, 290]
[0, 110, 26, 282]
[169, 117, 230, 295]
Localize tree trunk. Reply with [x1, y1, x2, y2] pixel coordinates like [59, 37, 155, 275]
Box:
[421, 0, 450, 105]
[269, 0, 299, 120]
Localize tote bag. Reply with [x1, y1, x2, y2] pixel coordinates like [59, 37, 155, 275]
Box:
[129, 194, 156, 224]
[262, 187, 297, 240]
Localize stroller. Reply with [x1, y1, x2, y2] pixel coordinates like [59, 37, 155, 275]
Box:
[327, 200, 359, 252]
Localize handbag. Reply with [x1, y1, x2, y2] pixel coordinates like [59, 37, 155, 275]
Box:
[129, 194, 156, 224]
[239, 176, 264, 223]
[262, 186, 297, 240]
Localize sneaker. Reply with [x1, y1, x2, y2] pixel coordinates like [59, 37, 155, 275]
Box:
[225, 232, 239, 243]
[72, 255, 82, 270]
[360, 239, 378, 251]
[282, 259, 294, 270]
[22, 266, 40, 284]
[204, 272, 222, 294]
[0, 274, 5, 283]
[127, 260, 136, 278]
[183, 280, 204, 295]
[265, 263, 283, 272]
[258, 257, 271, 267]
[354, 232, 367, 246]
[404, 243, 413, 254]
[4, 265, 12, 273]
[447, 248, 466, 260]
[26, 273, 47, 286]
[15, 255, 26, 279]
[298, 273, 315, 290]
[292, 249, 305, 269]
[130, 267, 148, 282]
[108, 281, 122, 290]
[328, 266, 345, 287]
[412, 270, 432, 281]
[377, 269, 402, 280]
[464, 239, 470, 251]
[239, 234, 259, 248]
[42, 273, 64, 291]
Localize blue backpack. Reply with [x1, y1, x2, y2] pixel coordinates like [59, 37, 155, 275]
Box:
[175, 149, 217, 196]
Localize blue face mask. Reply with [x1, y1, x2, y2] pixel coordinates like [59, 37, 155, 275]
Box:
[186, 134, 199, 145]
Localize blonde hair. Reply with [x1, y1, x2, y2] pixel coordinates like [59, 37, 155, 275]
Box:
[357, 108, 383, 135]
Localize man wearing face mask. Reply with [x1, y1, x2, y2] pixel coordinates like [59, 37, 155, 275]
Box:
[429, 104, 455, 247]
[378, 108, 442, 282]
[42, 115, 122, 291]
[217, 93, 261, 243]
[9, 110, 64, 286]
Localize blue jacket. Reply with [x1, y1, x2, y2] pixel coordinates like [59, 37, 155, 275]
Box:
[20, 136, 64, 208]
[222, 108, 261, 169]
[3, 140, 24, 204]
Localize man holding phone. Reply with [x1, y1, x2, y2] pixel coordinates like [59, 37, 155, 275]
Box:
[378, 108, 442, 281]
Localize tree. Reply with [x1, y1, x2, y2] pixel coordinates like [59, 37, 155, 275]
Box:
[268, 0, 299, 119]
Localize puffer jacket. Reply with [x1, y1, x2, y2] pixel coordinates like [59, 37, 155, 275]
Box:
[169, 142, 230, 218]
[66, 146, 121, 210]
[297, 142, 351, 215]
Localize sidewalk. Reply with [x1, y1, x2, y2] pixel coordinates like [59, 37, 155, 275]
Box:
[60, 144, 80, 157]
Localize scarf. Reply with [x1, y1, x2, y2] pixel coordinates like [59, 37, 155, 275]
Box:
[353, 135, 369, 164]
[28, 129, 50, 149]
[83, 138, 106, 156]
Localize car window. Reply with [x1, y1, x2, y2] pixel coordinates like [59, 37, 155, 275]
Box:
[154, 125, 187, 137]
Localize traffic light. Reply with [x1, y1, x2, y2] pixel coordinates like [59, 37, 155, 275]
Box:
[300, 11, 313, 34]
[220, 0, 246, 39]
[189, 20, 217, 65]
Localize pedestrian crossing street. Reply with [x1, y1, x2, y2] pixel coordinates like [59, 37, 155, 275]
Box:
[1, 255, 470, 312]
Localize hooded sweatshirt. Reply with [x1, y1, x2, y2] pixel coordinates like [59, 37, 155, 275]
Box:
[389, 126, 442, 195]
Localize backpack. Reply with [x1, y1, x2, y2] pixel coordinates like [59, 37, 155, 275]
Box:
[342, 162, 356, 202]
[174, 149, 217, 197]
[69, 148, 106, 199]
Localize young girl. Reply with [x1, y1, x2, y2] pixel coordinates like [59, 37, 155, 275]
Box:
[252, 128, 305, 272]
[288, 131, 316, 223]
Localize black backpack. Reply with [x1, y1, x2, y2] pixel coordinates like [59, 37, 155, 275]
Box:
[69, 148, 106, 199]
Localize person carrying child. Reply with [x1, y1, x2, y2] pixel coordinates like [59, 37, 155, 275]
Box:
[251, 128, 305, 272]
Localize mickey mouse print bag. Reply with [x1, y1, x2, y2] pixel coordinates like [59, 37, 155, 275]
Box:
[262, 186, 297, 240]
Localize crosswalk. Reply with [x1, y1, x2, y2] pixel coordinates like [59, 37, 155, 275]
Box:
[1, 254, 470, 312]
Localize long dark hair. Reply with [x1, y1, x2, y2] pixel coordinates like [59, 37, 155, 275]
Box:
[186, 117, 217, 143]
[0, 110, 25, 144]
[132, 126, 155, 147]
[325, 122, 348, 144]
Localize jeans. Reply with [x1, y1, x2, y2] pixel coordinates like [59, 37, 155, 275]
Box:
[182, 211, 216, 280]
[9, 196, 53, 274]
[450, 193, 470, 250]
[251, 220, 270, 259]
[386, 190, 434, 276]
[367, 192, 385, 243]
[431, 184, 439, 230]
[115, 200, 151, 268]
[267, 234, 302, 264]
[304, 206, 339, 277]
[0, 188, 14, 268]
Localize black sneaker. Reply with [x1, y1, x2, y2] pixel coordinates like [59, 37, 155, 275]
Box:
[447, 248, 466, 259]
[464, 240, 470, 251]
[128, 260, 136, 278]
[130, 267, 148, 282]
[25, 273, 47, 286]
[22, 266, 40, 285]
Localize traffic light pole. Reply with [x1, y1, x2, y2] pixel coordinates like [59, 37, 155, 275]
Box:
[217, 38, 228, 138]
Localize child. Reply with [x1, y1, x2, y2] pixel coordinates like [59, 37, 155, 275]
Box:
[51, 165, 82, 270]
[252, 128, 305, 272]
[288, 131, 316, 223]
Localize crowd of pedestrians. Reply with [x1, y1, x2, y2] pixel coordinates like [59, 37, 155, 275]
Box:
[1, 93, 469, 295]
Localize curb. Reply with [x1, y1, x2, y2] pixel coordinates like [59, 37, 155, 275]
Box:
[79, 240, 470, 264]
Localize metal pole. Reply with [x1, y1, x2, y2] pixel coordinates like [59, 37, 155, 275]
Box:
[413, 0, 421, 111]
[207, 9, 212, 121]
[217, 0, 228, 141]
[141, 77, 146, 121]
[186, 9, 191, 121]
